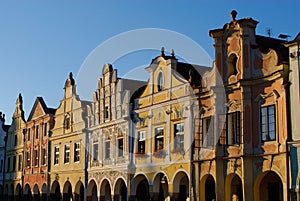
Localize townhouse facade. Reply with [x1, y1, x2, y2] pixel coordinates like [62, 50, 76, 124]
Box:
[193, 11, 290, 201]
[49, 73, 91, 201]
[0, 112, 9, 199]
[23, 97, 55, 201]
[86, 64, 145, 201]
[4, 94, 26, 201]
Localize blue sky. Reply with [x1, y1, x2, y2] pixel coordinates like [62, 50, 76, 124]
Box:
[0, 1, 299, 122]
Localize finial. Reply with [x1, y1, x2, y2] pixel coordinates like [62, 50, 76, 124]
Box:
[160, 47, 165, 57]
[69, 72, 73, 79]
[17, 93, 23, 104]
[230, 10, 237, 21]
[171, 49, 175, 57]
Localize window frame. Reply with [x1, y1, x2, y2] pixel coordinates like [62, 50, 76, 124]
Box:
[117, 138, 124, 157]
[202, 116, 214, 147]
[261, 105, 276, 142]
[54, 146, 59, 165]
[92, 140, 98, 161]
[74, 142, 80, 162]
[137, 130, 146, 154]
[64, 144, 70, 164]
[174, 122, 184, 150]
[154, 127, 164, 151]
[226, 111, 241, 145]
[26, 151, 31, 167]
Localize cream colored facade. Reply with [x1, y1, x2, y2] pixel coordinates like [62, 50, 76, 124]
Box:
[49, 73, 91, 201]
[130, 50, 203, 201]
[4, 94, 26, 201]
[86, 64, 145, 201]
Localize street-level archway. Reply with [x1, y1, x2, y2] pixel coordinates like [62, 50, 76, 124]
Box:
[87, 179, 98, 201]
[254, 171, 283, 201]
[75, 181, 84, 201]
[63, 181, 73, 201]
[114, 178, 127, 201]
[131, 174, 150, 201]
[100, 179, 112, 201]
[153, 172, 169, 201]
[173, 171, 189, 201]
[225, 174, 243, 201]
[200, 174, 216, 201]
[50, 181, 61, 201]
[41, 183, 47, 201]
[23, 184, 33, 201]
[33, 184, 40, 201]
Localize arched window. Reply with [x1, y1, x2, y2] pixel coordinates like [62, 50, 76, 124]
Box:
[228, 54, 238, 77]
[157, 72, 164, 92]
[65, 114, 70, 130]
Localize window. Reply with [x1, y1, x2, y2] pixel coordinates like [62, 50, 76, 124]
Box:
[12, 156, 16, 171]
[104, 106, 109, 119]
[93, 141, 98, 161]
[154, 127, 164, 151]
[174, 123, 184, 150]
[202, 116, 214, 147]
[27, 128, 31, 141]
[65, 116, 70, 130]
[118, 138, 124, 157]
[261, 105, 276, 141]
[137, 131, 146, 154]
[26, 151, 31, 167]
[18, 155, 22, 171]
[14, 135, 17, 146]
[44, 123, 48, 136]
[228, 54, 238, 77]
[6, 157, 10, 172]
[41, 148, 46, 165]
[157, 72, 164, 91]
[54, 146, 59, 165]
[105, 141, 110, 159]
[74, 142, 80, 162]
[227, 112, 241, 145]
[33, 150, 38, 166]
[0, 159, 3, 172]
[64, 145, 70, 164]
[35, 125, 39, 138]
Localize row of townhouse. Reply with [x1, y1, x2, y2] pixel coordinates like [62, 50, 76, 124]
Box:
[2, 10, 300, 201]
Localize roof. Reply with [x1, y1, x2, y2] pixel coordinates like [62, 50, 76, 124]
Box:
[255, 35, 289, 65]
[27, 97, 56, 121]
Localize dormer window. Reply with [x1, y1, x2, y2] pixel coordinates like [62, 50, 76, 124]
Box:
[228, 54, 238, 77]
[157, 72, 164, 92]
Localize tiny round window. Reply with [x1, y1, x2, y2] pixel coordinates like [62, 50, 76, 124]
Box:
[157, 72, 164, 92]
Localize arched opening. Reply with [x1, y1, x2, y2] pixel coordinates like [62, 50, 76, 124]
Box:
[228, 53, 238, 77]
[114, 178, 127, 201]
[63, 181, 73, 201]
[225, 174, 243, 201]
[257, 171, 283, 201]
[23, 184, 33, 201]
[41, 183, 47, 201]
[87, 180, 98, 201]
[173, 171, 189, 201]
[205, 175, 216, 201]
[153, 173, 169, 201]
[4, 184, 8, 201]
[9, 184, 14, 201]
[100, 179, 112, 201]
[33, 184, 40, 201]
[75, 181, 84, 201]
[16, 183, 22, 201]
[131, 174, 150, 201]
[50, 181, 61, 201]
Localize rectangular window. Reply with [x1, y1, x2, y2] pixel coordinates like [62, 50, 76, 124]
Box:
[12, 155, 16, 171]
[0, 159, 3, 172]
[64, 145, 70, 164]
[7, 157, 10, 172]
[261, 105, 276, 141]
[18, 154, 22, 171]
[26, 151, 31, 167]
[227, 112, 241, 145]
[54, 146, 59, 165]
[174, 123, 184, 150]
[105, 141, 110, 159]
[28, 128, 31, 141]
[14, 135, 17, 146]
[104, 106, 109, 119]
[202, 116, 214, 147]
[35, 125, 39, 138]
[44, 123, 48, 136]
[74, 142, 80, 162]
[137, 131, 146, 154]
[93, 141, 98, 161]
[34, 150, 38, 166]
[41, 148, 46, 165]
[154, 127, 164, 151]
[118, 138, 124, 157]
